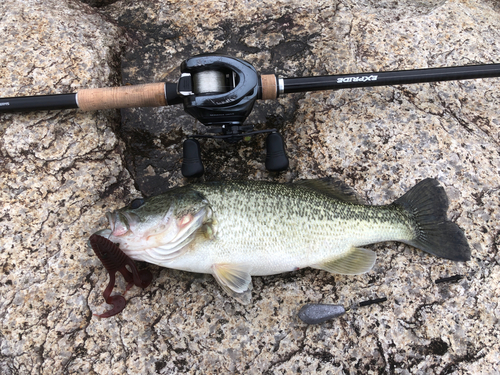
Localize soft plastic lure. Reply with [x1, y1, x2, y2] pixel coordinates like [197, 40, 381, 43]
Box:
[89, 234, 153, 318]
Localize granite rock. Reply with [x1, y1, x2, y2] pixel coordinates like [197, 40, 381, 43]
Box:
[0, 1, 132, 373]
[1, 0, 500, 373]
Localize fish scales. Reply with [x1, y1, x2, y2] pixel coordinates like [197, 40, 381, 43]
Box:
[189, 181, 415, 274]
[94, 178, 470, 303]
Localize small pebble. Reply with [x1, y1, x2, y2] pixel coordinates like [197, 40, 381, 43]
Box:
[298, 303, 346, 324]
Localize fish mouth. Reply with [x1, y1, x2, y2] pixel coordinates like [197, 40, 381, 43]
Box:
[105, 211, 120, 235]
[106, 211, 138, 237]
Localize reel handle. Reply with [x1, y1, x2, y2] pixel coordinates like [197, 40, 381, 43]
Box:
[265, 132, 289, 172]
[181, 139, 204, 178]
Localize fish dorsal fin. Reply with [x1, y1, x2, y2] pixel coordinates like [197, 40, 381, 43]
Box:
[294, 178, 364, 204]
[212, 263, 253, 304]
[313, 247, 376, 275]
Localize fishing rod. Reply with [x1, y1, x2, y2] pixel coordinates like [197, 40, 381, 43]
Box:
[1, 54, 499, 177]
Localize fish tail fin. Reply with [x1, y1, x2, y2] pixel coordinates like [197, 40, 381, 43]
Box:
[394, 178, 470, 261]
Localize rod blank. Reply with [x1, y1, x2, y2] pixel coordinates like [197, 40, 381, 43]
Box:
[282, 63, 500, 93]
[0, 93, 78, 112]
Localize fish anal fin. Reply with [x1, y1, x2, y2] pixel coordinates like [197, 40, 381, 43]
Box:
[212, 263, 253, 304]
[294, 178, 365, 204]
[313, 247, 376, 275]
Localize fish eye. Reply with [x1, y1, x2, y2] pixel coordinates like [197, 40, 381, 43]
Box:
[129, 198, 145, 209]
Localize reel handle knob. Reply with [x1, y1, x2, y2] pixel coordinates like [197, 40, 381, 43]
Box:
[181, 139, 204, 178]
[265, 132, 289, 172]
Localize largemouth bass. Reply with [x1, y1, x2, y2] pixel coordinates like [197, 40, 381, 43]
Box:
[94, 178, 470, 303]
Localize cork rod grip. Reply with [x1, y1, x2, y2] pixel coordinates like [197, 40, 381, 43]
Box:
[77, 82, 167, 111]
[260, 74, 278, 100]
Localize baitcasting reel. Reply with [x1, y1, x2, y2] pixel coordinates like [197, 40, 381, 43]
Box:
[173, 55, 289, 177]
[1, 54, 500, 177]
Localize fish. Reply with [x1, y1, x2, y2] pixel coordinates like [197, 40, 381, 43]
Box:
[93, 178, 470, 304]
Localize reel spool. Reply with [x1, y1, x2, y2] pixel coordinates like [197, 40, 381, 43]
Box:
[192, 70, 227, 94]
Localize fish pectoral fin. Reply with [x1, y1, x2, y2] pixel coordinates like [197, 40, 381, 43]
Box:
[218, 282, 253, 305]
[212, 263, 252, 293]
[197, 222, 217, 240]
[212, 263, 253, 304]
[313, 247, 376, 275]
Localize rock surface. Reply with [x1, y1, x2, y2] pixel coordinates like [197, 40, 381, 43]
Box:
[1, 0, 499, 373]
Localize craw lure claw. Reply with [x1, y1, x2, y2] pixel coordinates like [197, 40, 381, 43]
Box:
[89, 233, 153, 318]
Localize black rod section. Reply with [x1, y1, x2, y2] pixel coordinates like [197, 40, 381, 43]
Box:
[0, 93, 78, 112]
[283, 63, 500, 94]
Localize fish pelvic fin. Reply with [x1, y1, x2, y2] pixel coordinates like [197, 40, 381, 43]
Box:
[313, 247, 376, 275]
[394, 178, 471, 261]
[212, 263, 253, 305]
